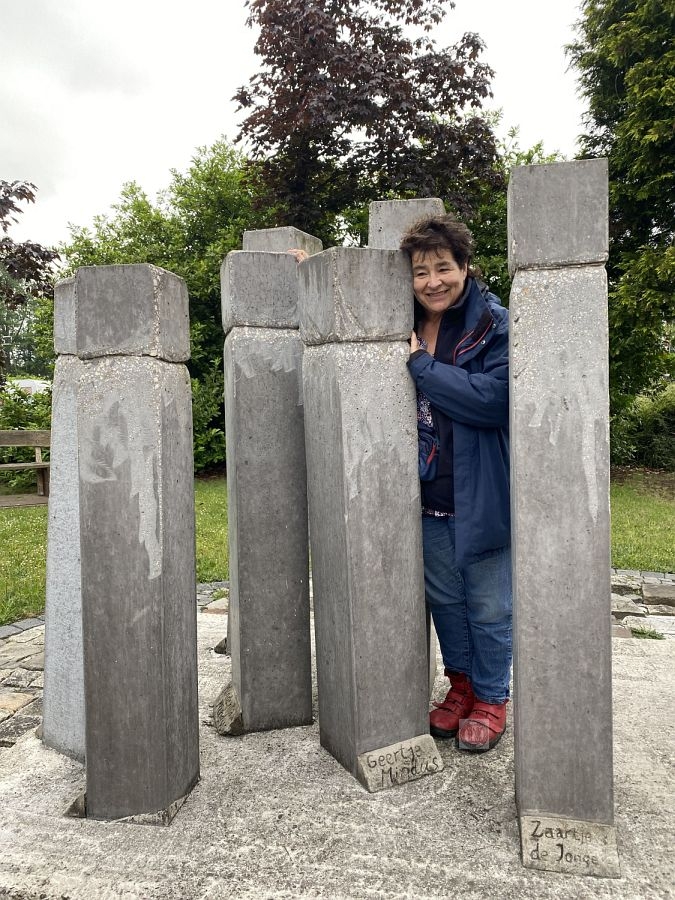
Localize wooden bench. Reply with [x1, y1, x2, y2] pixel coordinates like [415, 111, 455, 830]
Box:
[0, 430, 51, 508]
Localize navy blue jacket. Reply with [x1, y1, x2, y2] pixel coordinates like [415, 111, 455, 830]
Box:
[407, 277, 510, 565]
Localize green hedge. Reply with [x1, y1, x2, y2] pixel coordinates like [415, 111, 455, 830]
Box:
[611, 383, 675, 470]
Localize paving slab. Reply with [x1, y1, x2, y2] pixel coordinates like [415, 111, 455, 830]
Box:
[642, 583, 675, 606]
[0, 618, 672, 898]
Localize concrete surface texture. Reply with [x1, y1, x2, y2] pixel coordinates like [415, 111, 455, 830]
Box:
[0, 618, 673, 899]
[54, 265, 190, 361]
[507, 159, 609, 275]
[221, 251, 302, 333]
[298, 247, 413, 345]
[243, 226, 323, 255]
[222, 326, 312, 731]
[368, 198, 445, 249]
[42, 354, 85, 762]
[510, 161, 614, 837]
[77, 354, 199, 820]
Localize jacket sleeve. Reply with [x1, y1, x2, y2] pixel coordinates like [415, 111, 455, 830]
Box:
[407, 329, 509, 428]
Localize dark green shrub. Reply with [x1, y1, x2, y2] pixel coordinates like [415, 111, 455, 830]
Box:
[610, 403, 639, 466]
[191, 363, 226, 473]
[634, 384, 675, 471]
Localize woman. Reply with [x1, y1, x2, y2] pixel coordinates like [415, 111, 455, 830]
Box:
[401, 214, 511, 753]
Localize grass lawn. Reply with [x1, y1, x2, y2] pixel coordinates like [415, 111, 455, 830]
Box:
[0, 476, 228, 627]
[610, 468, 675, 572]
[1, 470, 673, 627]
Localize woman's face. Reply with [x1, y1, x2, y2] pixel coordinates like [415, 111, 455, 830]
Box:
[411, 248, 467, 317]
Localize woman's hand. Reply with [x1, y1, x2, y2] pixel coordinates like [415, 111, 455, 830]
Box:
[287, 248, 309, 263]
[410, 330, 420, 354]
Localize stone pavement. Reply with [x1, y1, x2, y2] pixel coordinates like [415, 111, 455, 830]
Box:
[0, 572, 673, 899]
[2, 572, 673, 752]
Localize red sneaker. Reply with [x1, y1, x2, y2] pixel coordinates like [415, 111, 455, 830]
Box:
[429, 671, 475, 739]
[456, 699, 508, 752]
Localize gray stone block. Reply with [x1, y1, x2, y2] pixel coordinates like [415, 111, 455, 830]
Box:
[520, 815, 620, 877]
[223, 327, 312, 732]
[43, 355, 85, 762]
[55, 266, 190, 361]
[221, 251, 300, 333]
[53, 277, 76, 355]
[642, 583, 675, 606]
[303, 342, 429, 779]
[355, 735, 443, 793]
[243, 227, 323, 255]
[299, 248, 413, 345]
[77, 355, 199, 820]
[0, 626, 20, 639]
[368, 199, 445, 249]
[508, 159, 609, 276]
[510, 264, 613, 824]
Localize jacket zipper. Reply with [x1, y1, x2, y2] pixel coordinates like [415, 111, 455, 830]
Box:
[452, 320, 493, 365]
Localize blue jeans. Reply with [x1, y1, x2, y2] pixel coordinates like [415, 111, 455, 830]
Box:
[422, 515, 512, 704]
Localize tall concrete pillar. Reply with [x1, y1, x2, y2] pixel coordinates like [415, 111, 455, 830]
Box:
[214, 228, 321, 735]
[509, 160, 619, 877]
[300, 247, 443, 792]
[43, 279, 85, 761]
[369, 198, 446, 696]
[56, 265, 200, 822]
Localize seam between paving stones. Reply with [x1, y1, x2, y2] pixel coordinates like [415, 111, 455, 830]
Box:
[2, 573, 674, 638]
[0, 573, 672, 750]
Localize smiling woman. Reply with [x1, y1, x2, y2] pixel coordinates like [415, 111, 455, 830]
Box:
[402, 213, 512, 753]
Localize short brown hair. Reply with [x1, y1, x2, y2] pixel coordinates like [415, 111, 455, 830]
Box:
[400, 214, 478, 275]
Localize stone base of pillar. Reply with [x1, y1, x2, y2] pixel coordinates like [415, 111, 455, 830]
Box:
[65, 780, 198, 826]
[212, 682, 245, 736]
[519, 814, 620, 878]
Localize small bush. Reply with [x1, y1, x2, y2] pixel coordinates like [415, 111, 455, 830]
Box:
[634, 384, 675, 471]
[611, 385, 675, 471]
[0, 384, 52, 490]
[610, 404, 639, 465]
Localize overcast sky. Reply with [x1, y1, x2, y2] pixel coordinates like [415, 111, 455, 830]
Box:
[2, 0, 586, 249]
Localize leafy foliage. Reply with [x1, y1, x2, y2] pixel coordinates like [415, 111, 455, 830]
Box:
[568, 0, 675, 405]
[60, 141, 269, 471]
[0, 182, 59, 383]
[235, 0, 503, 245]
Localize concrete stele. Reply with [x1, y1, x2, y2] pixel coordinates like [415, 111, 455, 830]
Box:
[367, 197, 448, 697]
[54, 265, 190, 361]
[299, 247, 412, 346]
[69, 265, 199, 822]
[509, 160, 618, 877]
[215, 234, 313, 734]
[301, 245, 438, 790]
[368, 199, 445, 249]
[42, 354, 85, 762]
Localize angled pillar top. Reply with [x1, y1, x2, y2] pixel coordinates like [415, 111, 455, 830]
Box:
[221, 250, 302, 334]
[507, 159, 609, 276]
[368, 199, 446, 249]
[54, 265, 190, 361]
[242, 226, 323, 255]
[299, 247, 412, 345]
